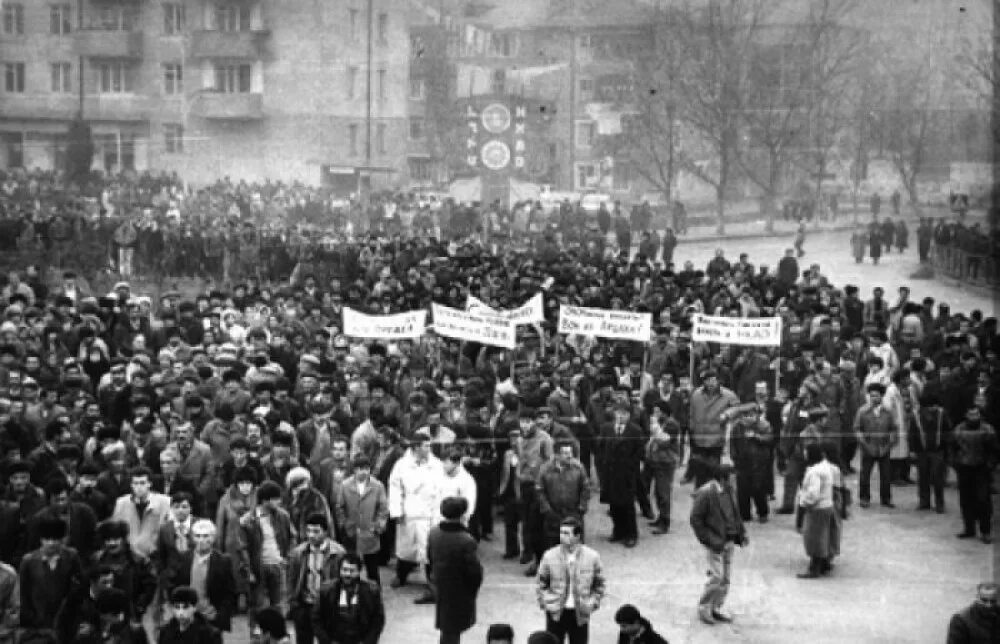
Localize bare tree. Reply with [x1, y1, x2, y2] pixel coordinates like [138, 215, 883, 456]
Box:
[594, 44, 679, 206]
[661, 0, 771, 234]
[868, 52, 937, 211]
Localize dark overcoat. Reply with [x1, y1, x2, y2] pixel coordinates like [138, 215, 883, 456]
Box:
[597, 422, 644, 505]
[427, 521, 483, 634]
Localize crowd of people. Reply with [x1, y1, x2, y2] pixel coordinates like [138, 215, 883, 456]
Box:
[0, 167, 996, 643]
[0, 170, 683, 289]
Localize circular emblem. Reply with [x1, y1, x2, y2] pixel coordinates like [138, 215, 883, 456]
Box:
[481, 103, 512, 134]
[481, 140, 511, 170]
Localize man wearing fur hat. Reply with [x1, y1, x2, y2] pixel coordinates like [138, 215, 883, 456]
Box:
[19, 516, 85, 632]
[92, 519, 157, 625]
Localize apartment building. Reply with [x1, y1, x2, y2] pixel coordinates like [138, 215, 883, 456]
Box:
[0, 0, 424, 188]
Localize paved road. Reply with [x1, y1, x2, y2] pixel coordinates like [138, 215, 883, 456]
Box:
[220, 225, 994, 643]
[674, 227, 995, 316]
[219, 471, 991, 643]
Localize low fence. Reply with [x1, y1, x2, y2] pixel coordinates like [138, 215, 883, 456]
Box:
[932, 244, 1000, 287]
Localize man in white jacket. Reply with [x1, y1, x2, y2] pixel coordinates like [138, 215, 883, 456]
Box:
[388, 428, 443, 602]
[435, 446, 478, 527]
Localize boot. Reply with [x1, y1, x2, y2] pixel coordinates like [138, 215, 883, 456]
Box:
[796, 557, 822, 579]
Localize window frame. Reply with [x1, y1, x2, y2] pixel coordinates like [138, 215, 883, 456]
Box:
[164, 123, 184, 154]
[4, 62, 26, 93]
[2, 4, 25, 36]
[50, 62, 72, 93]
[50, 4, 73, 35]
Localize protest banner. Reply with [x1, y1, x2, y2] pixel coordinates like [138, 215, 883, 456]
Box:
[557, 305, 652, 342]
[466, 292, 545, 324]
[343, 307, 427, 340]
[431, 303, 517, 349]
[691, 314, 783, 347]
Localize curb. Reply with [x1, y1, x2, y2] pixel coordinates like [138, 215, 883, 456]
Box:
[675, 223, 857, 244]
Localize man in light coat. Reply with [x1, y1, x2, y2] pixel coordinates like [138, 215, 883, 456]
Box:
[336, 455, 389, 586]
[688, 370, 740, 487]
[388, 428, 443, 601]
[536, 516, 605, 644]
[110, 466, 171, 559]
[435, 447, 477, 527]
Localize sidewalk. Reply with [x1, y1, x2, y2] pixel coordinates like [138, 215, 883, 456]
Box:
[672, 218, 855, 243]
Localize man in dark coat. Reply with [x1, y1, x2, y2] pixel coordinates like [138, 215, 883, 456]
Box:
[314, 553, 385, 644]
[19, 516, 85, 632]
[158, 586, 223, 644]
[727, 404, 774, 522]
[598, 401, 644, 548]
[159, 519, 238, 633]
[27, 477, 99, 560]
[614, 604, 670, 644]
[946, 582, 1000, 644]
[427, 497, 484, 644]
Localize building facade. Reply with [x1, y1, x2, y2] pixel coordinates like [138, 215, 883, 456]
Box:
[0, 0, 426, 188]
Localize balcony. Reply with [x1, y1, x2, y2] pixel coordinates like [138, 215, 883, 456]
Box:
[0, 94, 149, 121]
[190, 29, 269, 59]
[192, 92, 263, 120]
[76, 29, 144, 59]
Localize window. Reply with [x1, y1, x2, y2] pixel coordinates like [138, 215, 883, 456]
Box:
[215, 4, 250, 32]
[409, 117, 424, 140]
[2, 4, 24, 35]
[409, 78, 424, 100]
[575, 163, 597, 190]
[377, 12, 388, 44]
[50, 5, 72, 35]
[349, 8, 359, 40]
[348, 124, 358, 156]
[346, 65, 358, 99]
[214, 63, 252, 93]
[489, 33, 516, 57]
[376, 123, 386, 154]
[377, 68, 386, 102]
[409, 158, 431, 182]
[4, 63, 25, 92]
[50, 62, 72, 93]
[575, 121, 595, 148]
[97, 61, 132, 93]
[578, 34, 591, 49]
[93, 5, 136, 31]
[491, 69, 505, 95]
[164, 124, 184, 153]
[163, 63, 183, 95]
[579, 78, 593, 95]
[163, 3, 185, 35]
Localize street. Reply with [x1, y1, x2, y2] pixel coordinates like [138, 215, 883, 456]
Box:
[213, 229, 994, 644]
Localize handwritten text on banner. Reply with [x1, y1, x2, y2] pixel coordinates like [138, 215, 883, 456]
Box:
[691, 314, 782, 347]
[557, 305, 652, 342]
[466, 293, 545, 324]
[343, 308, 427, 340]
[432, 303, 517, 349]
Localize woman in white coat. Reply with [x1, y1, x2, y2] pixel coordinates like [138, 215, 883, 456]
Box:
[388, 428, 443, 602]
[797, 443, 843, 578]
[885, 368, 912, 484]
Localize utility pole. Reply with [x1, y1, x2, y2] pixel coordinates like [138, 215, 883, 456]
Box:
[365, 0, 374, 205]
[568, 0, 577, 193]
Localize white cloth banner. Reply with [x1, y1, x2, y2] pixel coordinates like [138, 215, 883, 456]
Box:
[343, 308, 427, 340]
[557, 305, 652, 342]
[466, 293, 545, 324]
[691, 314, 783, 347]
[432, 303, 517, 349]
